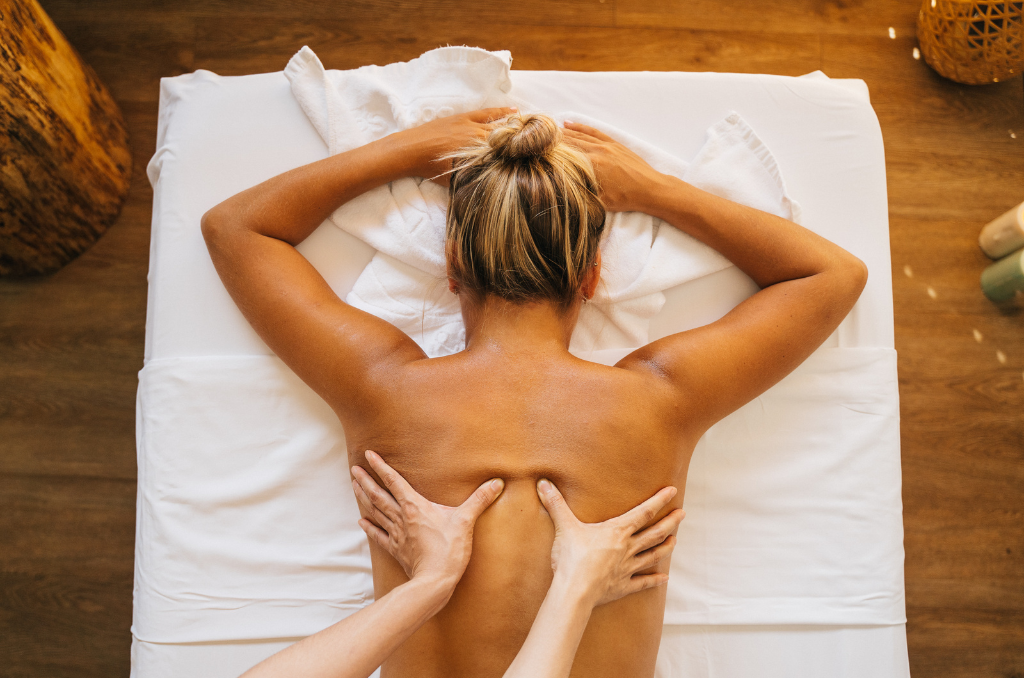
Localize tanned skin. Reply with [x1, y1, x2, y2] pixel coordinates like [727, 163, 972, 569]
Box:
[202, 108, 867, 678]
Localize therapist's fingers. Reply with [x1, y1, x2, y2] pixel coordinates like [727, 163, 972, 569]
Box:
[352, 465, 402, 523]
[457, 478, 505, 523]
[630, 509, 685, 555]
[623, 572, 670, 596]
[358, 518, 394, 555]
[352, 477, 397, 535]
[364, 450, 418, 506]
[630, 535, 677, 574]
[618, 487, 677, 533]
[536, 478, 578, 528]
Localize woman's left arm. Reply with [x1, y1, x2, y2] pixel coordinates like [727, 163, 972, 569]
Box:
[239, 451, 505, 678]
[201, 108, 515, 411]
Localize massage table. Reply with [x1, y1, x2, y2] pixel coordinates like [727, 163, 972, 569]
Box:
[132, 61, 910, 677]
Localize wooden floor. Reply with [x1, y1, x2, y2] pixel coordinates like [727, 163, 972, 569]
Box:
[1, 0, 1022, 675]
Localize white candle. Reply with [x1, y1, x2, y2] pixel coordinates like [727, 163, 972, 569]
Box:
[979, 201, 1024, 259]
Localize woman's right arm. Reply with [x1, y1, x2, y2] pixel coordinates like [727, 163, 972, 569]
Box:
[564, 122, 868, 430]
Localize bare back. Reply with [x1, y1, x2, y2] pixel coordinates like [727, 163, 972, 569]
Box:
[342, 352, 693, 678]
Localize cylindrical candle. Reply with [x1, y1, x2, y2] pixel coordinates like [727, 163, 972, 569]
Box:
[981, 248, 1024, 303]
[979, 201, 1024, 259]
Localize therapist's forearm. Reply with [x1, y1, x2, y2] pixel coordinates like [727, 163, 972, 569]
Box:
[502, 575, 596, 678]
[206, 134, 412, 247]
[240, 576, 452, 678]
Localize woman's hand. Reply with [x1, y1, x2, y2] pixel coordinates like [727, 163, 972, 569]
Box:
[536, 479, 684, 607]
[561, 121, 667, 213]
[352, 450, 504, 596]
[389, 107, 517, 185]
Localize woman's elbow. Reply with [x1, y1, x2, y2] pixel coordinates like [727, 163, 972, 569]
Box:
[200, 204, 234, 250]
[850, 255, 869, 293]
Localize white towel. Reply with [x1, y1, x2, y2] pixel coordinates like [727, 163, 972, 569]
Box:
[284, 47, 801, 357]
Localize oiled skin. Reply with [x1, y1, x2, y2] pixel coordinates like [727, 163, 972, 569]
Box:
[201, 111, 867, 678]
[342, 352, 694, 678]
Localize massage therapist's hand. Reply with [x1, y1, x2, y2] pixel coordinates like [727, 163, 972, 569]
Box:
[501, 483, 684, 678]
[537, 479, 684, 607]
[561, 120, 667, 213]
[389, 107, 518, 185]
[352, 450, 504, 597]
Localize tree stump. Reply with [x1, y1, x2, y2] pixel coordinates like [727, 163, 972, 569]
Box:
[0, 0, 132, 277]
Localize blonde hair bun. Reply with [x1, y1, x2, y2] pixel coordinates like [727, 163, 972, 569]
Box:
[445, 112, 606, 309]
[488, 114, 560, 161]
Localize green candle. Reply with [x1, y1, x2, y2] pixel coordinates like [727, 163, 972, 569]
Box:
[981, 248, 1024, 303]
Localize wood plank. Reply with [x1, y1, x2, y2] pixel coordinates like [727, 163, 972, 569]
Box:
[616, 0, 917, 36]
[40, 0, 617, 27]
[47, 16, 196, 104]
[0, 570, 132, 678]
[195, 19, 821, 76]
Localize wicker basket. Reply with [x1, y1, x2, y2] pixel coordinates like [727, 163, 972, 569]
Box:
[917, 0, 1024, 84]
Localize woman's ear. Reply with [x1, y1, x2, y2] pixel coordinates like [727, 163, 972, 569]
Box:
[583, 249, 602, 300]
[448, 277, 459, 295]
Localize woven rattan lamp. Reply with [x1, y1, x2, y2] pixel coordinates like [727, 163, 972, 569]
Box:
[917, 0, 1024, 84]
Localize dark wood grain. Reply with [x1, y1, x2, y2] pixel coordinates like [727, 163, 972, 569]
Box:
[4, 0, 1024, 675]
[0, 0, 133, 277]
[194, 19, 821, 76]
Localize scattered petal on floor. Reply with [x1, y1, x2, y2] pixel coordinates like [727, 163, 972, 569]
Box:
[997, 350, 1007, 365]
[913, 47, 920, 60]
[904, 265, 913, 278]
[973, 329, 984, 343]
[927, 286, 937, 299]
[889, 27, 896, 38]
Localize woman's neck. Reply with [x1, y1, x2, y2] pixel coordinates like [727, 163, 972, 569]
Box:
[461, 296, 579, 358]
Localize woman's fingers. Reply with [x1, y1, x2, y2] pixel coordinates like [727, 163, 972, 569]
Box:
[563, 120, 614, 142]
[631, 535, 677, 573]
[536, 478, 577, 528]
[619, 486, 678, 532]
[364, 450, 418, 506]
[467, 106, 518, 123]
[561, 128, 600, 148]
[458, 478, 505, 523]
[630, 508, 685, 554]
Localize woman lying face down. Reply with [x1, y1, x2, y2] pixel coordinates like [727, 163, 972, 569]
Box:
[202, 109, 866, 678]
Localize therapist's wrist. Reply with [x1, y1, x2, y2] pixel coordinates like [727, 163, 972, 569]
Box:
[549, 569, 602, 612]
[404, 572, 460, 615]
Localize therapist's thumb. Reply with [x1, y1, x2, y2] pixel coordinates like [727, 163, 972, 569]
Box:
[537, 479, 574, 527]
[459, 478, 505, 523]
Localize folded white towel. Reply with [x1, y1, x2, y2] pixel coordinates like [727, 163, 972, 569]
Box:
[284, 47, 801, 357]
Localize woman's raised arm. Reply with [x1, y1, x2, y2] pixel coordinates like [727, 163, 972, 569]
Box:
[563, 121, 868, 431]
[200, 108, 515, 415]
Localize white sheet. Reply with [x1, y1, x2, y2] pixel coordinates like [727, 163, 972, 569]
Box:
[136, 64, 907, 677]
[131, 624, 910, 678]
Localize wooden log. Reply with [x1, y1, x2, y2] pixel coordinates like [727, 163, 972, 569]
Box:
[0, 0, 131, 277]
